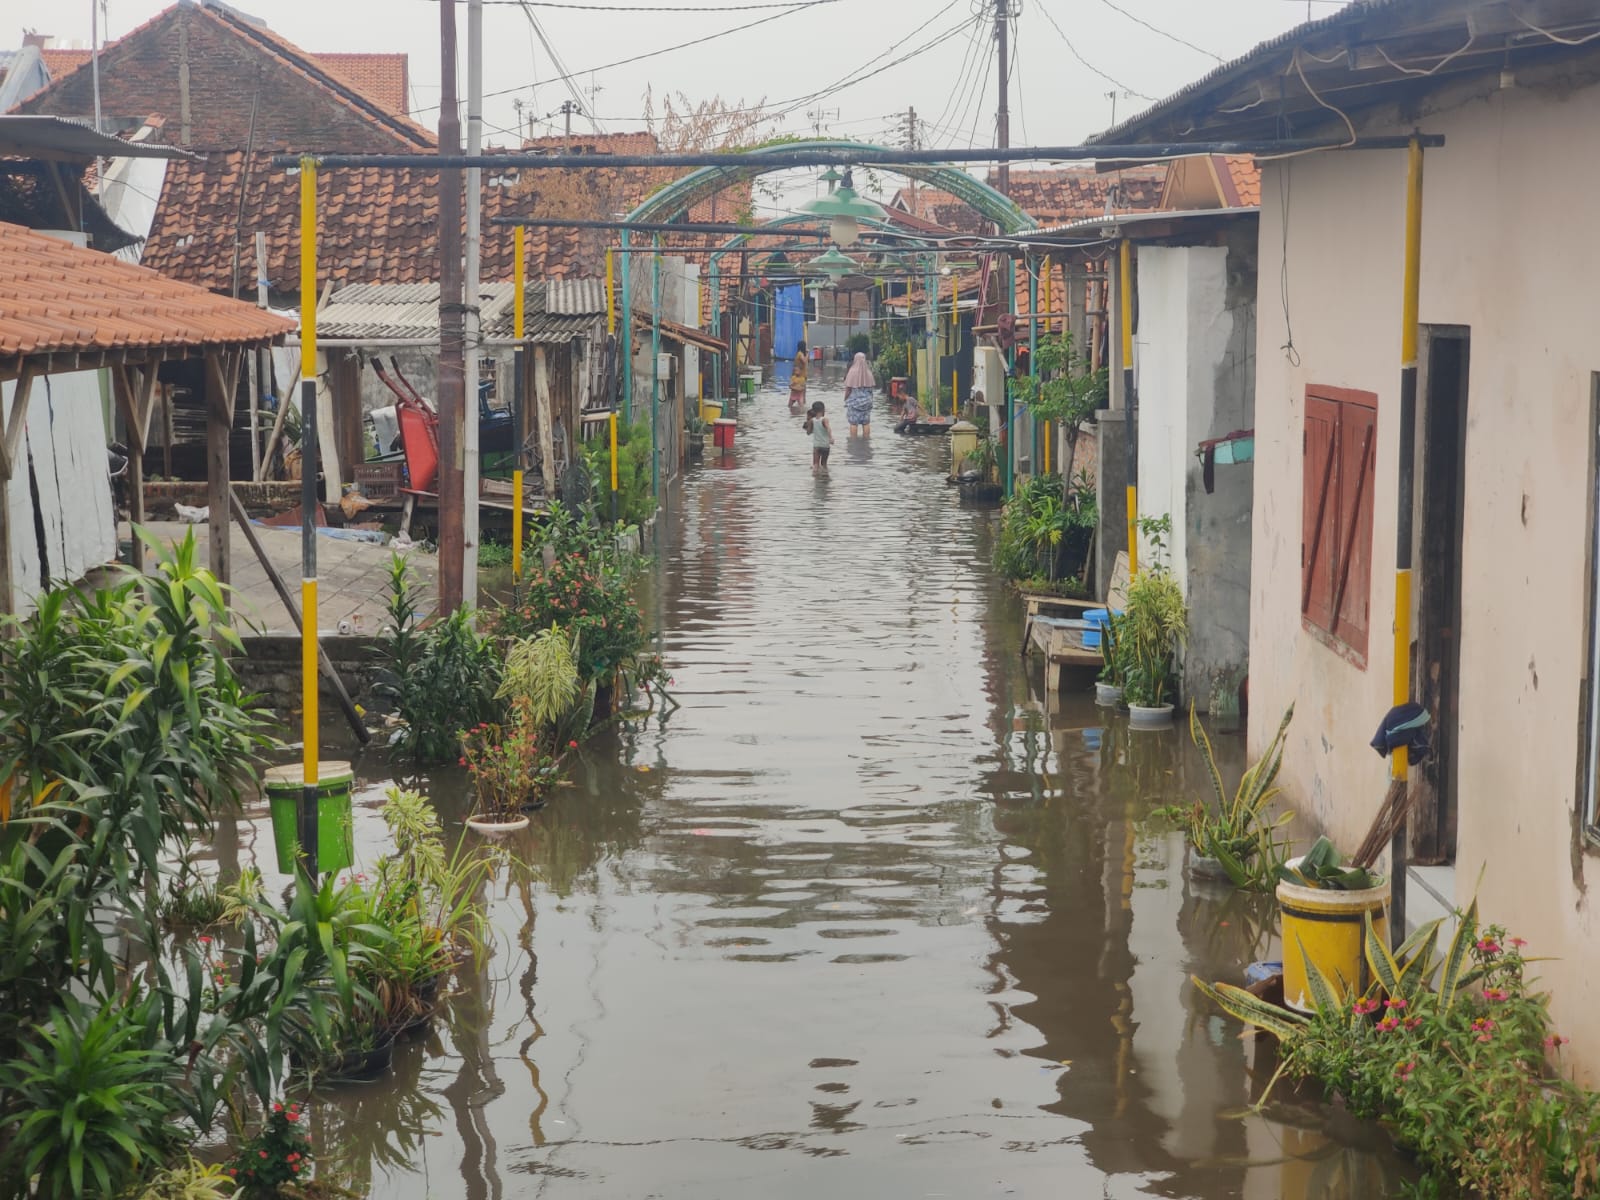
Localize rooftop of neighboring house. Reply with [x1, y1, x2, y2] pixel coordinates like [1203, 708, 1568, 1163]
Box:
[0, 220, 293, 369]
[982, 165, 1166, 225]
[1091, 0, 1600, 145]
[10, 4, 429, 152]
[886, 185, 988, 236]
[142, 142, 755, 298]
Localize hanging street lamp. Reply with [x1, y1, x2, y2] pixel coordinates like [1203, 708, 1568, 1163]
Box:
[800, 168, 885, 248]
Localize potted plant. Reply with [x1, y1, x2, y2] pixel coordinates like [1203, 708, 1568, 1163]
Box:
[1120, 566, 1187, 726]
[1274, 836, 1389, 1014]
[460, 698, 566, 834]
[686, 414, 709, 460]
[1095, 612, 1125, 705]
[1169, 704, 1294, 887]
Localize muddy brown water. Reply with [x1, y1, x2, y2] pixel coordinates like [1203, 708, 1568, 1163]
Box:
[218, 384, 1408, 1197]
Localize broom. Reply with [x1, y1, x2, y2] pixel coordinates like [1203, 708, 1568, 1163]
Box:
[1351, 776, 1411, 870]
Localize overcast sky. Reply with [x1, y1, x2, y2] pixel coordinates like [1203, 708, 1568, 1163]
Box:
[17, 0, 1338, 207]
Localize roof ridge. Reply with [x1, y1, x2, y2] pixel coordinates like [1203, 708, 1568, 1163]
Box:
[197, 3, 433, 148]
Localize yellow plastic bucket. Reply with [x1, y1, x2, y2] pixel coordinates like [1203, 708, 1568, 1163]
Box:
[702, 401, 723, 425]
[1277, 874, 1389, 1013]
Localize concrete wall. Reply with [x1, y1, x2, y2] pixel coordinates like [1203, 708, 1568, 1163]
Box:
[1250, 78, 1600, 1078]
[0, 370, 117, 613]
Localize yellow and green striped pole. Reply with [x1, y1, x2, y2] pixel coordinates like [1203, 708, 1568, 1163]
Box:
[1120, 238, 1138, 577]
[512, 223, 525, 580]
[1389, 136, 1424, 940]
[298, 156, 321, 880]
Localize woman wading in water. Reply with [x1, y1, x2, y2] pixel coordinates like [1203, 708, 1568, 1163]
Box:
[843, 352, 875, 437]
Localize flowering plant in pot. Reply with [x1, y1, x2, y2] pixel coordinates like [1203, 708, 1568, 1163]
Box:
[230, 1100, 313, 1192]
[460, 698, 567, 831]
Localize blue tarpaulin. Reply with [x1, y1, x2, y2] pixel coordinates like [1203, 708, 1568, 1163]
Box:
[773, 283, 804, 385]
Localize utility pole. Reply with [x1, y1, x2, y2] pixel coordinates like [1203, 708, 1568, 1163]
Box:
[995, 0, 1011, 196]
[437, 0, 465, 614]
[902, 107, 919, 211]
[462, 0, 483, 607]
[559, 98, 580, 137]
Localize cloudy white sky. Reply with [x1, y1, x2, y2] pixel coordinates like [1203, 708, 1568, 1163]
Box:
[17, 0, 1341, 206]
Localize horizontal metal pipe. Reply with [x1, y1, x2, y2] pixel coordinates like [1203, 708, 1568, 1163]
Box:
[272, 135, 1444, 172]
[487, 216, 828, 236]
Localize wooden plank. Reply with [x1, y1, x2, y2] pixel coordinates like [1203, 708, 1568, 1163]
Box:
[533, 345, 557, 499]
[1105, 550, 1130, 610]
[0, 368, 30, 615]
[204, 351, 234, 585]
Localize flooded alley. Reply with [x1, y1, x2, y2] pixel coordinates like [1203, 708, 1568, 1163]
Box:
[228, 386, 1403, 1198]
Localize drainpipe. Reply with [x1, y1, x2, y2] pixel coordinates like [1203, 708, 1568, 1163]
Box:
[1390, 137, 1424, 943]
[1121, 238, 1138, 577]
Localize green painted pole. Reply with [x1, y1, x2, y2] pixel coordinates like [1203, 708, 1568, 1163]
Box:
[710, 259, 722, 405]
[1004, 257, 1017, 498]
[651, 236, 662, 505]
[1028, 253, 1039, 475]
[621, 227, 633, 423]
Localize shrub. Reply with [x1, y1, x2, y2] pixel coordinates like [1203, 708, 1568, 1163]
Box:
[582, 420, 655, 528]
[230, 1101, 312, 1194]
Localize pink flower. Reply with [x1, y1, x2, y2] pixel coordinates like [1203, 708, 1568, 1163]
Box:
[1376, 1017, 1400, 1032]
[1476, 938, 1502, 956]
[1484, 988, 1509, 1002]
[1545, 1034, 1570, 1049]
[1510, 936, 1527, 949]
[1384, 998, 1408, 1010]
[259, 1150, 268, 1159]
[1404, 1017, 1423, 1031]
[1352, 998, 1381, 1016]
[1395, 1059, 1417, 1080]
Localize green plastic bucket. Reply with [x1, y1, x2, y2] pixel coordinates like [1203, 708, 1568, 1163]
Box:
[739, 371, 758, 398]
[264, 762, 355, 876]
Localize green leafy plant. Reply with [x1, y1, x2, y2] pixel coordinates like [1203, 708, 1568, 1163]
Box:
[460, 698, 569, 820]
[135, 1157, 237, 1200]
[581, 420, 655, 528]
[230, 1100, 312, 1193]
[498, 626, 581, 729]
[1119, 558, 1187, 708]
[1166, 704, 1294, 890]
[1197, 905, 1600, 1198]
[1010, 330, 1106, 481]
[0, 993, 181, 1196]
[377, 555, 501, 764]
[1277, 835, 1381, 892]
[995, 473, 1096, 585]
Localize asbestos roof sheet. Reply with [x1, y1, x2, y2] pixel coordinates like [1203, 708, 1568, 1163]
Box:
[316, 279, 607, 345]
[0, 114, 196, 162]
[0, 221, 294, 364]
[546, 278, 607, 316]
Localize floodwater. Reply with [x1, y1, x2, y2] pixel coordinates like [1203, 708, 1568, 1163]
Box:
[220, 381, 1407, 1198]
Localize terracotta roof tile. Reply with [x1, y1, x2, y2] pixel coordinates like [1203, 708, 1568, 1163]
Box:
[888, 186, 987, 235]
[1221, 155, 1261, 207]
[0, 221, 294, 363]
[142, 149, 753, 296]
[39, 48, 92, 77]
[311, 53, 408, 117]
[983, 165, 1166, 224]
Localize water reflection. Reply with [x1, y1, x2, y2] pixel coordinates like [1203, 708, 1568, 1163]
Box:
[223, 387, 1404, 1197]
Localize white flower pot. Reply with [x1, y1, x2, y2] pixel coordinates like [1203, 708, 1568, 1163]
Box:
[1127, 702, 1176, 728]
[466, 814, 530, 836]
[1094, 682, 1123, 706]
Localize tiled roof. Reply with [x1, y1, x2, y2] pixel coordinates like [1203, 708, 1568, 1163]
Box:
[311, 53, 408, 117]
[521, 131, 658, 155]
[983, 166, 1166, 225]
[39, 48, 92, 77]
[0, 221, 293, 364]
[0, 162, 137, 252]
[1221, 156, 1260, 207]
[12, 5, 431, 152]
[142, 150, 752, 296]
[888, 186, 987, 235]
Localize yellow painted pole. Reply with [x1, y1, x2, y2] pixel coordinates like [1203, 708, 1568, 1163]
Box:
[952, 371, 957, 414]
[1393, 138, 1424, 783]
[1120, 238, 1138, 577]
[1044, 419, 1051, 473]
[298, 156, 320, 877]
[512, 224, 525, 581]
[606, 248, 616, 335]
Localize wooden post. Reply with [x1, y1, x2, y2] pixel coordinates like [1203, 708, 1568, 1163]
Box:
[0, 368, 36, 615]
[332, 352, 363, 482]
[205, 350, 240, 585]
[112, 363, 157, 572]
[314, 353, 341, 504]
[253, 232, 270, 479]
[533, 345, 556, 498]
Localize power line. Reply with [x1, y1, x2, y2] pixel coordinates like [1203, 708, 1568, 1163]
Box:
[411, 1, 831, 114]
[1091, 0, 1224, 62]
[430, 0, 841, 7]
[1036, 2, 1154, 101]
[929, 14, 987, 145]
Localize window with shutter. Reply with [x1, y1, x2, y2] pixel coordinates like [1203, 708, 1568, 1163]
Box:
[1301, 386, 1379, 664]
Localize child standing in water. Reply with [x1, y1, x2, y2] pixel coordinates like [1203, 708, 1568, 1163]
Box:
[804, 400, 833, 473]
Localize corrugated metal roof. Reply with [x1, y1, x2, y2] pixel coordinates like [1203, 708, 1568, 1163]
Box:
[317, 279, 605, 344]
[546, 278, 607, 315]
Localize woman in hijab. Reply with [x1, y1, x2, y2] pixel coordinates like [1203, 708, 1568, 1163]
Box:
[843, 351, 876, 437]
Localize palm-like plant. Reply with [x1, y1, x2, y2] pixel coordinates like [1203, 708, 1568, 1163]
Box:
[1179, 703, 1295, 890]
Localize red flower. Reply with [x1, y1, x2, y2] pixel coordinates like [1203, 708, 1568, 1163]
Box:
[273, 1102, 283, 1113]
[1383, 997, 1407, 1010]
[568, 740, 578, 749]
[1351, 998, 1381, 1016]
[1484, 987, 1509, 1001]
[1476, 937, 1502, 955]
[286, 1110, 300, 1123]
[260, 1150, 268, 1159]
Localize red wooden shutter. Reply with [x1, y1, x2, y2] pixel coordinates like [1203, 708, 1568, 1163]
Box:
[1302, 396, 1340, 630]
[1330, 402, 1377, 657]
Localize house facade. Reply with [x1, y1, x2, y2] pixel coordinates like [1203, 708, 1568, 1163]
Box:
[1098, 0, 1600, 1078]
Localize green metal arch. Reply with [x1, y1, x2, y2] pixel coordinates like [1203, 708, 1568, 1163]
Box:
[705, 213, 934, 265]
[626, 138, 1036, 234]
